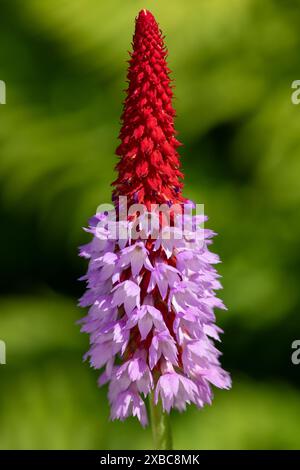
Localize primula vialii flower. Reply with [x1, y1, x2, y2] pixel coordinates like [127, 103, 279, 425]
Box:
[79, 9, 231, 426]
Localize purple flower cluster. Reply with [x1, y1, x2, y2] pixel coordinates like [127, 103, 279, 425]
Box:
[79, 209, 231, 426]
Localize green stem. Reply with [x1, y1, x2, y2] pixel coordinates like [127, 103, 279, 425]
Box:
[149, 392, 173, 450]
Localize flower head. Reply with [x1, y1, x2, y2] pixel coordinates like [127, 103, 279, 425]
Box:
[79, 9, 231, 426]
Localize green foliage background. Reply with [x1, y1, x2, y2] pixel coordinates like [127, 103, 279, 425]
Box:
[0, 0, 300, 449]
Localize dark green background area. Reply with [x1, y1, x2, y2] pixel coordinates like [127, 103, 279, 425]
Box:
[0, 0, 300, 449]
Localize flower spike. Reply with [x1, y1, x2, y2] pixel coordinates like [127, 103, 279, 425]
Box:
[79, 9, 231, 427]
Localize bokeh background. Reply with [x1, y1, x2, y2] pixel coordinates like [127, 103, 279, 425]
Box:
[0, 0, 300, 450]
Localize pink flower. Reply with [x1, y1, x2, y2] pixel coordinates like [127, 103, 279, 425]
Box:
[155, 371, 199, 412]
[79, 10, 231, 426]
[112, 280, 140, 315]
[126, 304, 165, 340]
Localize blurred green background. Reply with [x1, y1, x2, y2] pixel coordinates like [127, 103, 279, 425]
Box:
[0, 0, 300, 450]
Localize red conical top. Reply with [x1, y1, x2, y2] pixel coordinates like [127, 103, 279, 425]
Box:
[112, 10, 185, 210]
